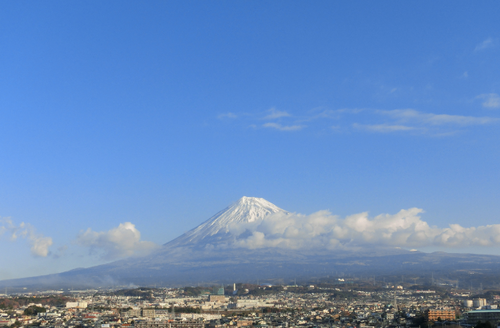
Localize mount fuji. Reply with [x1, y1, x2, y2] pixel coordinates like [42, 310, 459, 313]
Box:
[166, 196, 289, 248]
[3, 196, 500, 289]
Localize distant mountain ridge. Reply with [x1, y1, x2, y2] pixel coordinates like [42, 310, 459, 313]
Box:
[3, 196, 500, 289]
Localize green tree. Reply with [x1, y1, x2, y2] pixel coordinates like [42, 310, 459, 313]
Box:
[476, 321, 494, 328]
[24, 306, 46, 316]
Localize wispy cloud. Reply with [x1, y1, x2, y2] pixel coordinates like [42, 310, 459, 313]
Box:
[264, 107, 290, 120]
[263, 122, 305, 131]
[76, 222, 159, 260]
[378, 109, 497, 126]
[0, 218, 53, 257]
[475, 37, 495, 52]
[218, 107, 497, 136]
[228, 208, 500, 250]
[304, 108, 365, 121]
[353, 123, 417, 133]
[477, 93, 500, 109]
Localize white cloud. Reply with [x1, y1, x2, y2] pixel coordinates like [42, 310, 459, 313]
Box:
[353, 123, 417, 133]
[475, 37, 495, 52]
[477, 93, 500, 109]
[378, 109, 497, 126]
[218, 106, 496, 136]
[30, 234, 53, 257]
[264, 107, 290, 120]
[76, 222, 159, 260]
[304, 108, 496, 136]
[0, 218, 53, 257]
[348, 109, 497, 135]
[263, 122, 305, 131]
[228, 209, 500, 251]
[307, 108, 365, 121]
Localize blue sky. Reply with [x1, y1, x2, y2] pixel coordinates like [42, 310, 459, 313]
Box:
[1, 1, 500, 280]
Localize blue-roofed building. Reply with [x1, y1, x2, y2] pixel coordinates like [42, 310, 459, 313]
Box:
[466, 310, 500, 326]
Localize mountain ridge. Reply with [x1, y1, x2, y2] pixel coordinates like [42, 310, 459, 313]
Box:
[3, 196, 500, 289]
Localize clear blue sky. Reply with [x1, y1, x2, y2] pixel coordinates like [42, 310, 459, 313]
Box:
[1, 1, 500, 280]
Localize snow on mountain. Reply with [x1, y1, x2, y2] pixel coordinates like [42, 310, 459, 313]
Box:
[165, 196, 288, 247]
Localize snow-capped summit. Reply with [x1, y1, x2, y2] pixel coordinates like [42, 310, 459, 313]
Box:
[165, 196, 288, 247]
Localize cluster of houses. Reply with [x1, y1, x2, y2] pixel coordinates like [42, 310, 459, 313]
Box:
[1, 284, 500, 328]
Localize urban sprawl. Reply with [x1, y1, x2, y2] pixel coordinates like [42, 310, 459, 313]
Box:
[1, 280, 499, 328]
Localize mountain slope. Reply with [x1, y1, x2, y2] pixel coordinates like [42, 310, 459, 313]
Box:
[3, 196, 500, 289]
[165, 196, 288, 247]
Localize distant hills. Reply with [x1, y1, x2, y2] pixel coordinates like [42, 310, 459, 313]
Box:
[3, 197, 500, 290]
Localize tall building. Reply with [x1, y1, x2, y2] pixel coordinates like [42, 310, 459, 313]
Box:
[425, 309, 456, 322]
[209, 295, 225, 302]
[212, 286, 224, 295]
[142, 309, 155, 318]
[473, 298, 487, 308]
[464, 300, 474, 308]
[135, 320, 203, 328]
[467, 310, 500, 326]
